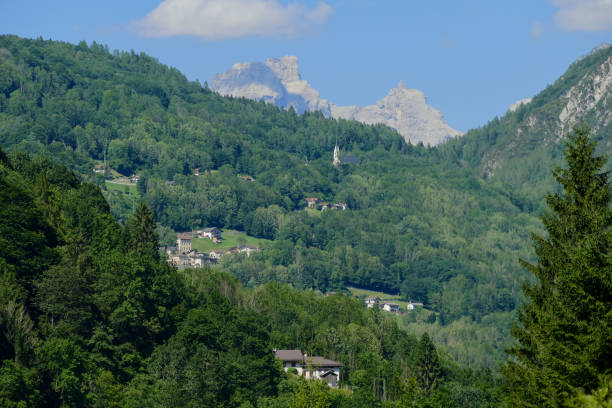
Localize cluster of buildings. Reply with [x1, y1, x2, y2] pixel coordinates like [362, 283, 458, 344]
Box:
[305, 198, 348, 211]
[94, 164, 140, 185]
[364, 297, 424, 313]
[275, 349, 342, 388]
[164, 229, 260, 269]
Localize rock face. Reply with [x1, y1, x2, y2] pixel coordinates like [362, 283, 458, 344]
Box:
[454, 43, 612, 183]
[210, 56, 461, 146]
[558, 55, 612, 137]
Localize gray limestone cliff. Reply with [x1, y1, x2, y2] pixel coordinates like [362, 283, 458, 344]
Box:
[210, 56, 461, 146]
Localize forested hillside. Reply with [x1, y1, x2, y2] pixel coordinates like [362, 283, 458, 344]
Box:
[442, 44, 612, 208]
[0, 146, 501, 407]
[0, 35, 546, 366]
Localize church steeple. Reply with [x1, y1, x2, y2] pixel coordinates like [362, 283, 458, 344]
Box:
[333, 135, 340, 166]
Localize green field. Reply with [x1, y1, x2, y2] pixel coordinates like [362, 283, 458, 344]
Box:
[191, 229, 270, 252]
[304, 207, 324, 217]
[105, 180, 138, 194]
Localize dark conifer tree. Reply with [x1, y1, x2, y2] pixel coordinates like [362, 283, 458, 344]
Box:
[502, 126, 612, 407]
[125, 202, 159, 260]
[415, 332, 442, 393]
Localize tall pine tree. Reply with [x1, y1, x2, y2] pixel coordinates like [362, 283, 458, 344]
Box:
[502, 126, 612, 407]
[125, 202, 159, 260]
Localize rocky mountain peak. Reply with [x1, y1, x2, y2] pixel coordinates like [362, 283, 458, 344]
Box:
[210, 56, 461, 146]
[266, 56, 300, 82]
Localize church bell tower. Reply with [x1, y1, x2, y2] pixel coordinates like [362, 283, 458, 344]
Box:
[333, 135, 340, 166]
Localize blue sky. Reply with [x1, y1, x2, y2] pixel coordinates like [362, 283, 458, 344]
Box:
[2, 0, 612, 132]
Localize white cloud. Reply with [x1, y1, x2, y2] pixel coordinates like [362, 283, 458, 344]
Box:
[135, 0, 333, 40]
[553, 0, 612, 32]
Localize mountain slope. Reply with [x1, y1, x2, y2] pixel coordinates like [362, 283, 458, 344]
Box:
[0, 35, 544, 367]
[211, 55, 461, 146]
[443, 44, 612, 204]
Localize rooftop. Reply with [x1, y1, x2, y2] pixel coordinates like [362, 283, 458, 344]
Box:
[274, 349, 343, 367]
[275, 349, 303, 362]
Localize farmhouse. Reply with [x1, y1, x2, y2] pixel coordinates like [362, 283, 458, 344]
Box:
[93, 164, 107, 174]
[364, 297, 380, 308]
[275, 349, 343, 388]
[201, 227, 222, 242]
[381, 302, 400, 313]
[305, 197, 320, 208]
[407, 301, 424, 311]
[227, 245, 260, 256]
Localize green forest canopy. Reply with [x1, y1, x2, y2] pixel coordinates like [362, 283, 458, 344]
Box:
[0, 35, 548, 367]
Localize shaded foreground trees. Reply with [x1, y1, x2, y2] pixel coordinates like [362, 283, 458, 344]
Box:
[502, 126, 612, 407]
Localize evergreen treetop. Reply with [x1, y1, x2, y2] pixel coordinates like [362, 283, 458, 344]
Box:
[503, 126, 612, 407]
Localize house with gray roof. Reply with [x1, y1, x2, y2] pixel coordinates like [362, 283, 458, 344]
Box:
[274, 349, 342, 388]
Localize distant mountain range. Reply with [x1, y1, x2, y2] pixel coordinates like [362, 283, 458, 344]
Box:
[210, 56, 462, 146]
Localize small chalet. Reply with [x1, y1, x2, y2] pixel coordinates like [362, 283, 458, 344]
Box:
[320, 203, 331, 210]
[407, 301, 424, 311]
[381, 302, 400, 313]
[130, 174, 140, 183]
[93, 164, 107, 174]
[240, 175, 255, 182]
[305, 198, 320, 208]
[194, 168, 200, 176]
[364, 297, 381, 308]
[332, 203, 347, 211]
[177, 233, 192, 253]
[201, 227, 222, 243]
[275, 349, 343, 388]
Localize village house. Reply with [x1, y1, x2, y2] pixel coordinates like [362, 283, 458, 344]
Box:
[209, 250, 225, 262]
[240, 175, 255, 182]
[188, 251, 209, 267]
[305, 197, 320, 208]
[275, 349, 343, 388]
[407, 301, 424, 311]
[239, 245, 260, 256]
[194, 168, 200, 176]
[93, 164, 107, 174]
[169, 253, 190, 269]
[130, 174, 140, 183]
[227, 245, 260, 257]
[364, 296, 381, 308]
[201, 227, 222, 243]
[381, 302, 401, 313]
[320, 203, 331, 210]
[177, 233, 192, 253]
[332, 203, 347, 211]
[167, 251, 209, 270]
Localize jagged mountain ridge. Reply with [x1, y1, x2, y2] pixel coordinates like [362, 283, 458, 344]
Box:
[210, 56, 462, 146]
